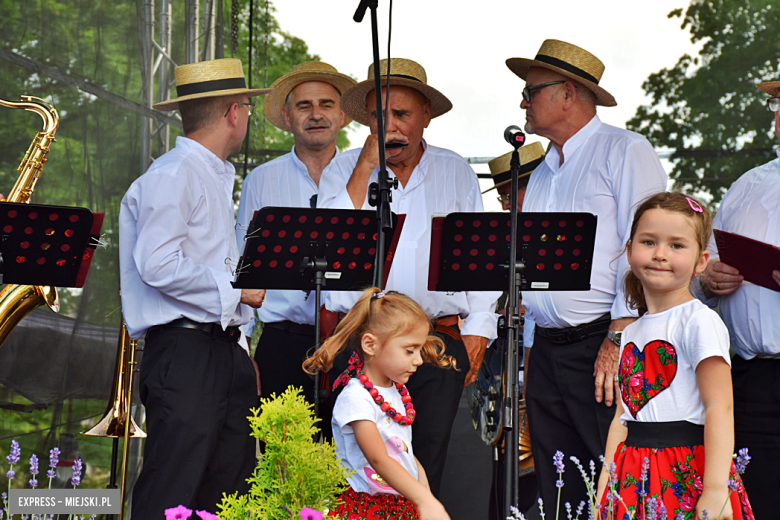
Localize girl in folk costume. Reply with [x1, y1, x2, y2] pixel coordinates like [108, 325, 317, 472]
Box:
[596, 193, 753, 520]
[304, 288, 454, 520]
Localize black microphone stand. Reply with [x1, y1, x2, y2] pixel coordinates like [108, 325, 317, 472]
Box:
[354, 0, 396, 290]
[503, 126, 526, 517]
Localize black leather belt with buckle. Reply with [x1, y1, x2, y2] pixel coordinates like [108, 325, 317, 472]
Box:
[149, 317, 241, 342]
[535, 313, 611, 346]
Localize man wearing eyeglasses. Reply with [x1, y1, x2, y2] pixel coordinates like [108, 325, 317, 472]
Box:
[235, 62, 356, 411]
[119, 59, 269, 518]
[505, 40, 667, 507]
[692, 81, 780, 519]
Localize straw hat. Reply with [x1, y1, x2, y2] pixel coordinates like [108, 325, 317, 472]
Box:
[506, 40, 617, 107]
[341, 58, 453, 126]
[757, 81, 780, 97]
[482, 142, 545, 193]
[263, 61, 357, 131]
[153, 58, 271, 111]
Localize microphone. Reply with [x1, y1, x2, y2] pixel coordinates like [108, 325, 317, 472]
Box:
[353, 0, 370, 22]
[504, 125, 526, 149]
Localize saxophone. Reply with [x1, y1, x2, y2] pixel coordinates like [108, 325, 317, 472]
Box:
[0, 96, 60, 347]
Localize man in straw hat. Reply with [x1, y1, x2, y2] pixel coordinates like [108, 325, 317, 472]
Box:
[505, 40, 667, 506]
[692, 80, 780, 518]
[236, 61, 356, 409]
[318, 58, 501, 497]
[119, 58, 269, 517]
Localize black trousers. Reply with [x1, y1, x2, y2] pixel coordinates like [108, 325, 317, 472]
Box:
[732, 354, 780, 520]
[254, 321, 316, 404]
[131, 327, 257, 519]
[253, 322, 332, 439]
[526, 332, 614, 510]
[328, 324, 470, 498]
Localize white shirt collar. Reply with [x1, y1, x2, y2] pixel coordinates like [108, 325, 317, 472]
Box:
[176, 136, 235, 178]
[544, 115, 602, 173]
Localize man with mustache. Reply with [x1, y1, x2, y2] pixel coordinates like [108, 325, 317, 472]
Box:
[236, 61, 356, 406]
[318, 58, 501, 497]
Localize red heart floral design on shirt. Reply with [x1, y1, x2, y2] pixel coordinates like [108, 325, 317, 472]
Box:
[619, 339, 678, 418]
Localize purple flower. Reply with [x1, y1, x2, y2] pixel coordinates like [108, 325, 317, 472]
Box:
[735, 447, 751, 475]
[575, 501, 585, 519]
[556, 478, 564, 488]
[702, 509, 709, 520]
[728, 479, 740, 491]
[298, 507, 323, 520]
[71, 458, 83, 487]
[646, 497, 657, 520]
[553, 450, 565, 473]
[48, 447, 60, 469]
[658, 499, 667, 519]
[7, 440, 20, 465]
[6, 470, 15, 480]
[29, 454, 39, 487]
[565, 502, 572, 520]
[675, 513, 685, 520]
[164, 505, 193, 520]
[195, 511, 219, 520]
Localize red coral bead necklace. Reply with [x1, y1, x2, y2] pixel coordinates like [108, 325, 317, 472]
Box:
[357, 369, 416, 426]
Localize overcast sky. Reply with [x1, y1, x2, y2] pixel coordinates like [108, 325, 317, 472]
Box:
[274, 1, 699, 210]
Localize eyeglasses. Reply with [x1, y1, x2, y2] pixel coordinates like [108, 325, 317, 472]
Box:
[522, 81, 565, 103]
[497, 193, 512, 205]
[767, 98, 779, 113]
[223, 102, 255, 117]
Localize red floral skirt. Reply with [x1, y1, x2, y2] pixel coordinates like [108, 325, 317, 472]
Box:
[599, 443, 754, 520]
[328, 487, 419, 520]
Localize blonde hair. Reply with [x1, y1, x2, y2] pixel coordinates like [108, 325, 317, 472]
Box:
[624, 192, 713, 316]
[303, 287, 453, 374]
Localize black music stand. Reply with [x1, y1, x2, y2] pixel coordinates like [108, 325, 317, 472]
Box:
[0, 202, 104, 287]
[232, 207, 405, 427]
[428, 211, 597, 514]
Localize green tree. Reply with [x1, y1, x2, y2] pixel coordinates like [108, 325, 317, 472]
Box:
[627, 0, 779, 204]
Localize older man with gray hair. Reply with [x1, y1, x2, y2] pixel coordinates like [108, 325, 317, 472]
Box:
[506, 39, 668, 507]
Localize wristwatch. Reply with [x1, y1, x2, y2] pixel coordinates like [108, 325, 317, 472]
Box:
[606, 330, 622, 346]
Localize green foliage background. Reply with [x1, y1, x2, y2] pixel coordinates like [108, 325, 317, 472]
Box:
[627, 0, 779, 204]
[0, 0, 350, 512]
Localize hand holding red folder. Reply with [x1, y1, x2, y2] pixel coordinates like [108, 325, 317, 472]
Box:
[713, 229, 780, 293]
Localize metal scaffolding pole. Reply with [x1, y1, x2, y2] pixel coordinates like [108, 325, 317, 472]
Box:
[185, 0, 200, 65]
[138, 0, 155, 175]
[157, 0, 172, 153]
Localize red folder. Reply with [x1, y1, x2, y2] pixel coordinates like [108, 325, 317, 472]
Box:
[714, 229, 780, 293]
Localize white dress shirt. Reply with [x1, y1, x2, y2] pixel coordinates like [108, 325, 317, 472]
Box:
[521, 115, 668, 345]
[236, 146, 331, 332]
[119, 137, 251, 343]
[696, 151, 780, 359]
[318, 141, 500, 340]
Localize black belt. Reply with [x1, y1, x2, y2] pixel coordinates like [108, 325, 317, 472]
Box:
[264, 320, 316, 337]
[148, 318, 241, 342]
[625, 421, 704, 448]
[535, 313, 611, 346]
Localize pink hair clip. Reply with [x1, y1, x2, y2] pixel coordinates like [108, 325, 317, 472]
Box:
[686, 197, 703, 213]
[372, 291, 385, 300]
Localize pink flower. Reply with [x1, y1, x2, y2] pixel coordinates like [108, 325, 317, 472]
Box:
[679, 494, 697, 512]
[195, 511, 220, 520]
[628, 372, 644, 389]
[299, 507, 323, 520]
[621, 351, 635, 370]
[664, 344, 675, 358]
[165, 505, 193, 520]
[693, 474, 703, 494]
